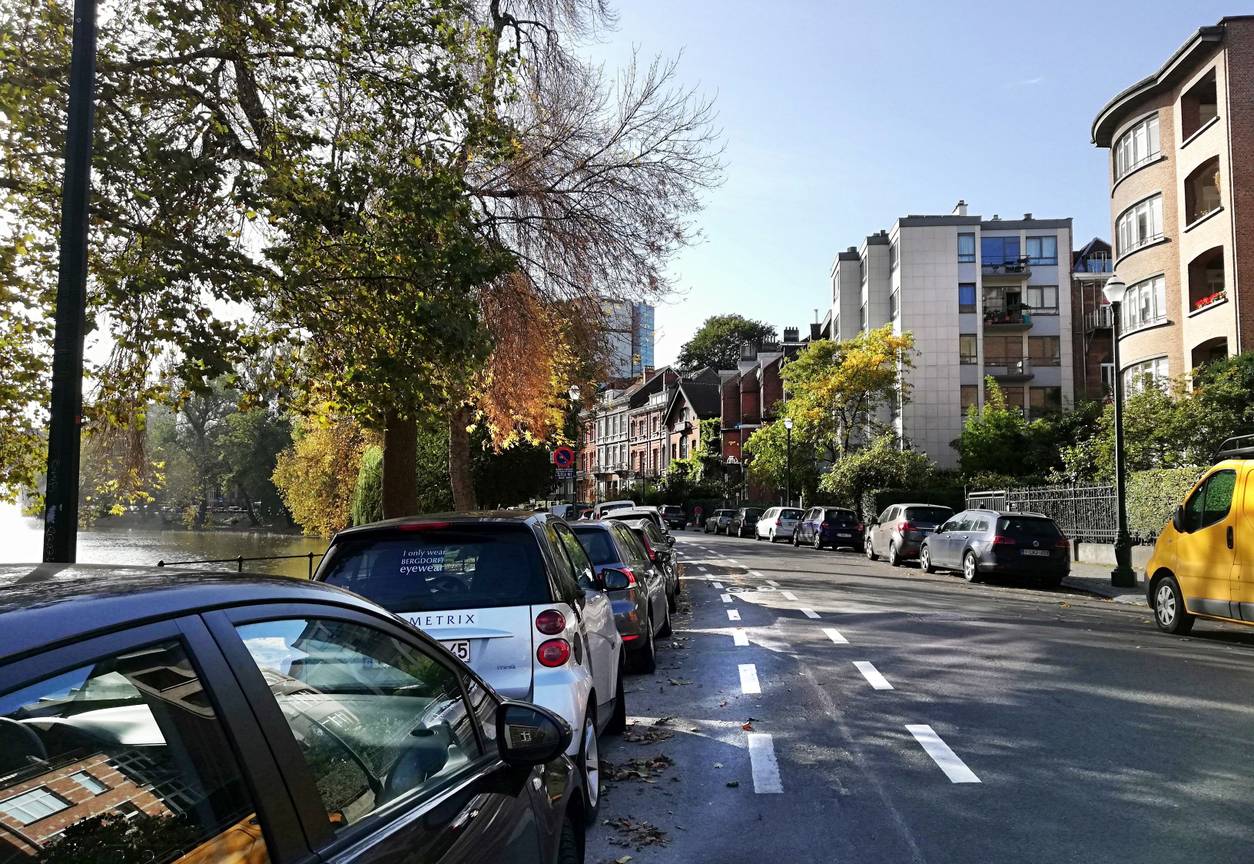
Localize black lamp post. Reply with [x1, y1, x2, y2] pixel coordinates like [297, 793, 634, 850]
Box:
[783, 417, 794, 507]
[567, 385, 581, 503]
[1102, 274, 1137, 588]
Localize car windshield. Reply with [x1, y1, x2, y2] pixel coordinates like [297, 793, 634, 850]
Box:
[905, 507, 952, 524]
[998, 517, 1062, 538]
[571, 525, 619, 565]
[320, 525, 550, 611]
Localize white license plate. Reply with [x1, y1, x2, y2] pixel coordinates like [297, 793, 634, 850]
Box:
[1022, 549, 1050, 557]
[442, 640, 472, 662]
[837, 532, 852, 538]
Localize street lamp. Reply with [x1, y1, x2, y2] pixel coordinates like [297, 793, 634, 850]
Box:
[1102, 274, 1137, 588]
[567, 385, 582, 504]
[783, 417, 794, 508]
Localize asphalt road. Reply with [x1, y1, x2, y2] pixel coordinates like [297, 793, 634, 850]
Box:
[586, 529, 1254, 864]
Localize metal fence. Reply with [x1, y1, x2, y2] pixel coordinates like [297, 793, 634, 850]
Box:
[966, 484, 1119, 543]
[156, 552, 324, 579]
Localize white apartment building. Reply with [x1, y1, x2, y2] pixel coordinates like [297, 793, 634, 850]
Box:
[830, 201, 1074, 469]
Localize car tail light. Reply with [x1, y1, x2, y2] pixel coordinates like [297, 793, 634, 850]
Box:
[897, 520, 913, 533]
[775, 517, 782, 526]
[992, 534, 1017, 546]
[640, 535, 657, 561]
[1055, 537, 1070, 549]
[535, 609, 566, 635]
[536, 639, 571, 667]
[396, 521, 451, 531]
[855, 522, 865, 533]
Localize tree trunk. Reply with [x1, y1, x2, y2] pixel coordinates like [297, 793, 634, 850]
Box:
[240, 486, 261, 527]
[382, 411, 419, 518]
[448, 404, 477, 511]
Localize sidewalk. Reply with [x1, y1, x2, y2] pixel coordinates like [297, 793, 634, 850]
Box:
[1063, 561, 1147, 605]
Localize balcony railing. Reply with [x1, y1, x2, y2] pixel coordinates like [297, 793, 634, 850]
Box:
[982, 260, 1031, 280]
[984, 357, 1034, 381]
[1085, 305, 1114, 331]
[983, 308, 1032, 330]
[1077, 257, 1113, 274]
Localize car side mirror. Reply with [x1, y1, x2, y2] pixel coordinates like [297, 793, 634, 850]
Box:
[497, 701, 572, 766]
[934, 524, 947, 534]
[1172, 505, 1185, 533]
[600, 568, 631, 591]
[666, 535, 675, 547]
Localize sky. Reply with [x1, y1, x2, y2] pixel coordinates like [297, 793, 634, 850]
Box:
[583, 0, 1236, 366]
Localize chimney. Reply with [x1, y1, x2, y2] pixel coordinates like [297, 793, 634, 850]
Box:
[991, 214, 1000, 221]
[952, 199, 967, 217]
[847, 246, 857, 254]
[783, 326, 800, 344]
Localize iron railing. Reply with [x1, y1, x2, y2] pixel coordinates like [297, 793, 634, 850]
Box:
[967, 484, 1123, 543]
[156, 551, 325, 579]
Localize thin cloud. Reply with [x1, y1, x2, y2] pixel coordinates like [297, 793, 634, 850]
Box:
[1005, 75, 1045, 89]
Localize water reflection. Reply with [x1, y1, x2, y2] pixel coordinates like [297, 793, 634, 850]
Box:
[1, 504, 328, 579]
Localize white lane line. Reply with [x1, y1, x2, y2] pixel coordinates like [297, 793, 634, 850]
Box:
[747, 732, 784, 794]
[721, 593, 732, 604]
[697, 565, 709, 573]
[766, 579, 780, 586]
[738, 663, 761, 695]
[732, 628, 749, 646]
[711, 581, 724, 589]
[801, 608, 820, 619]
[822, 627, 849, 644]
[906, 725, 981, 784]
[727, 609, 741, 621]
[781, 590, 798, 601]
[726, 559, 742, 566]
[749, 571, 764, 578]
[853, 661, 893, 690]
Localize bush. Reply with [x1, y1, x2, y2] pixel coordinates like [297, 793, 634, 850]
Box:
[818, 434, 936, 511]
[1127, 466, 1203, 541]
[350, 445, 384, 526]
[859, 486, 965, 524]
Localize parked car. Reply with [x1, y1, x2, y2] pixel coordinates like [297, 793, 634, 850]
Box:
[0, 564, 587, 862]
[661, 504, 688, 530]
[756, 506, 804, 542]
[571, 521, 672, 672]
[593, 499, 636, 518]
[730, 507, 764, 538]
[919, 509, 1070, 587]
[315, 511, 624, 822]
[622, 518, 680, 600]
[1145, 436, 1254, 634]
[605, 507, 672, 542]
[793, 506, 863, 550]
[866, 503, 954, 565]
[705, 508, 735, 534]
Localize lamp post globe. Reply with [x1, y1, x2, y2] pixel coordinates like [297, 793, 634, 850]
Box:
[568, 384, 581, 401]
[1103, 272, 1137, 588]
[782, 418, 794, 508]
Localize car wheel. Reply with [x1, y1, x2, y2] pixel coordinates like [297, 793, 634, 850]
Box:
[792, 530, 800, 547]
[813, 533, 823, 551]
[657, 598, 673, 637]
[1153, 576, 1195, 635]
[920, 546, 934, 573]
[962, 551, 981, 583]
[865, 537, 877, 561]
[557, 816, 582, 864]
[604, 658, 627, 735]
[631, 618, 656, 674]
[888, 542, 900, 567]
[578, 708, 600, 823]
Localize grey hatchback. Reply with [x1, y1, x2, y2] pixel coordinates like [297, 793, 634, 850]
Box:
[866, 503, 954, 566]
[572, 521, 672, 673]
[919, 509, 1070, 586]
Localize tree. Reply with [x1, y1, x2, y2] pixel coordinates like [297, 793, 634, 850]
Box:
[954, 378, 1032, 481]
[818, 433, 935, 509]
[220, 408, 292, 525]
[676, 315, 777, 373]
[1191, 353, 1254, 454]
[272, 416, 371, 538]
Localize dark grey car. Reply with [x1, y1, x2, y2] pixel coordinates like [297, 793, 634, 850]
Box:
[919, 509, 1070, 586]
[572, 521, 672, 673]
[866, 503, 954, 566]
[730, 507, 764, 538]
[0, 564, 586, 864]
[705, 509, 735, 534]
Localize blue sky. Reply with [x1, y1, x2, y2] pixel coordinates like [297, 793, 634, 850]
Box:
[586, 1, 1234, 365]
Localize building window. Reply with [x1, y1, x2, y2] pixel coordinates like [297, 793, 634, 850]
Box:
[984, 334, 1022, 366]
[1029, 386, 1062, 417]
[0, 788, 71, 825]
[889, 240, 899, 271]
[1184, 157, 1221, 225]
[1028, 336, 1060, 366]
[1116, 194, 1163, 256]
[859, 303, 867, 330]
[959, 334, 978, 365]
[860, 253, 868, 285]
[1026, 285, 1058, 313]
[1025, 236, 1057, 265]
[957, 233, 976, 263]
[1180, 68, 1218, 140]
[1121, 274, 1167, 333]
[1122, 356, 1170, 393]
[70, 771, 109, 795]
[958, 283, 977, 312]
[1001, 386, 1026, 412]
[889, 288, 900, 320]
[981, 236, 1021, 266]
[1188, 245, 1225, 311]
[1113, 113, 1161, 180]
[960, 385, 979, 413]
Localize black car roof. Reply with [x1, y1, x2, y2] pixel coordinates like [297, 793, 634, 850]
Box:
[332, 510, 548, 542]
[0, 563, 381, 664]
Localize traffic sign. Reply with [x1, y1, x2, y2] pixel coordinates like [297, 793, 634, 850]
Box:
[552, 446, 576, 468]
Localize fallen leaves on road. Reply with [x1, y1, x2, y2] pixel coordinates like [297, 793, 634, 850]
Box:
[741, 721, 754, 731]
[604, 754, 674, 783]
[612, 856, 633, 864]
[668, 678, 693, 686]
[604, 817, 669, 850]
[712, 761, 723, 769]
[726, 780, 740, 788]
[653, 716, 674, 726]
[623, 723, 674, 745]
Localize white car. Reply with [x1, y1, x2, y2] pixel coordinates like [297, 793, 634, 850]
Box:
[593, 499, 637, 518]
[316, 511, 625, 822]
[756, 506, 805, 542]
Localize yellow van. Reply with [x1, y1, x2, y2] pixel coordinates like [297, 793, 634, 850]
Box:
[1146, 436, 1254, 634]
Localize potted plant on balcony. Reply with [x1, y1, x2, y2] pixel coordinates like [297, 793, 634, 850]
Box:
[1193, 290, 1226, 312]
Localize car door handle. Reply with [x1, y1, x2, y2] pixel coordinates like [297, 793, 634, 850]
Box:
[1228, 526, 1234, 549]
[450, 807, 480, 831]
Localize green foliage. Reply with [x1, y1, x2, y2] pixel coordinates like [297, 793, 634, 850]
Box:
[272, 416, 371, 538]
[1189, 353, 1254, 454]
[472, 435, 553, 509]
[351, 445, 385, 526]
[220, 408, 292, 523]
[743, 419, 822, 503]
[1127, 467, 1204, 541]
[818, 434, 937, 514]
[860, 485, 965, 525]
[676, 315, 777, 372]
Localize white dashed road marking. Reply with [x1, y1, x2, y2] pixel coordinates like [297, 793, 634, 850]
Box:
[732, 628, 749, 646]
[747, 733, 784, 794]
[766, 579, 780, 586]
[721, 593, 732, 603]
[749, 571, 764, 578]
[906, 725, 981, 783]
[853, 661, 893, 690]
[801, 608, 820, 619]
[697, 565, 709, 573]
[712, 581, 724, 589]
[822, 627, 849, 644]
[727, 609, 742, 621]
[781, 591, 798, 601]
[738, 663, 761, 694]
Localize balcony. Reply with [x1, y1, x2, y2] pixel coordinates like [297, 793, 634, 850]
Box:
[983, 308, 1032, 331]
[1085, 305, 1114, 332]
[981, 260, 1031, 282]
[985, 357, 1034, 382]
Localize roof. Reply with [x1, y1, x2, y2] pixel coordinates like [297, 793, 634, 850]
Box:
[677, 380, 722, 419]
[0, 564, 374, 663]
[1091, 20, 1235, 145]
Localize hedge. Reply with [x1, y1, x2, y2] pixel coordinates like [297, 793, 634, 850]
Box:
[1127, 466, 1204, 541]
[859, 486, 965, 524]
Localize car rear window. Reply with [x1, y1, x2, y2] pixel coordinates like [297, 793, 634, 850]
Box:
[781, 509, 803, 519]
[320, 525, 550, 612]
[662, 506, 683, 515]
[824, 509, 858, 525]
[742, 509, 762, 518]
[571, 526, 619, 565]
[997, 517, 1061, 538]
[905, 507, 952, 524]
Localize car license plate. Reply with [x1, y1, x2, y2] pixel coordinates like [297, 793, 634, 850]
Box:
[837, 532, 852, 538]
[442, 640, 472, 662]
[1022, 549, 1050, 557]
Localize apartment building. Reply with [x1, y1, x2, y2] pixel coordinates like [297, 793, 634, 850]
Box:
[833, 202, 1074, 469]
[605, 301, 656, 378]
[627, 367, 681, 481]
[1091, 16, 1254, 389]
[1070, 238, 1116, 401]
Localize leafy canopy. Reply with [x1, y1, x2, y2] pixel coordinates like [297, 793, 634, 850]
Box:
[676, 315, 777, 372]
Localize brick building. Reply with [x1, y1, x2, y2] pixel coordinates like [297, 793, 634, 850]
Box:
[1070, 238, 1116, 401]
